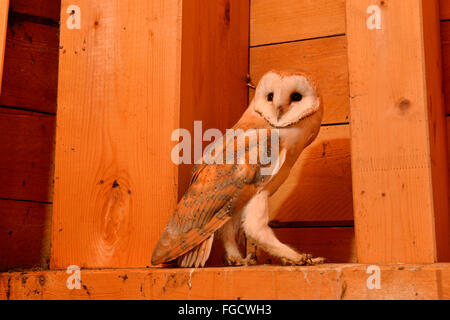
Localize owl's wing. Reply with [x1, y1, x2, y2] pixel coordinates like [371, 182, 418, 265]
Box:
[151, 162, 260, 265]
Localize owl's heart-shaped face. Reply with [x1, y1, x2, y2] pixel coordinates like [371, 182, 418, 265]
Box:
[254, 71, 321, 128]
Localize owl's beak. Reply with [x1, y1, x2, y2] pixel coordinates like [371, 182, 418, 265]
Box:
[276, 104, 289, 120]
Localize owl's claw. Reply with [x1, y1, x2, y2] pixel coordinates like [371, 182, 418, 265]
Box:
[244, 252, 258, 266]
[306, 256, 327, 265]
[281, 254, 326, 266]
[224, 252, 257, 266]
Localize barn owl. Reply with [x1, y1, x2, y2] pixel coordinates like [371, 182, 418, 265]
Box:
[151, 71, 325, 267]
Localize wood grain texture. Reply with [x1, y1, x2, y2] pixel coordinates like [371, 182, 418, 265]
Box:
[10, 0, 61, 21]
[422, 0, 450, 263]
[440, 20, 450, 114]
[255, 227, 356, 264]
[0, 20, 59, 113]
[269, 124, 353, 224]
[0, 0, 8, 94]
[347, 0, 450, 263]
[440, 0, 450, 20]
[178, 0, 250, 196]
[0, 108, 55, 202]
[1, 264, 449, 300]
[250, 36, 349, 125]
[0, 200, 52, 271]
[52, 0, 182, 269]
[52, 0, 250, 269]
[250, 0, 346, 46]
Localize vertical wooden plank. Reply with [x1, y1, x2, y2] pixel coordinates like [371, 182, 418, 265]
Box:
[423, 0, 450, 263]
[52, 0, 250, 269]
[178, 0, 249, 195]
[52, 1, 182, 268]
[440, 21, 450, 114]
[347, 0, 450, 263]
[0, 0, 8, 94]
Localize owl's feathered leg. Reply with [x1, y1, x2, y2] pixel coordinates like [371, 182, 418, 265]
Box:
[220, 213, 257, 266]
[242, 191, 325, 266]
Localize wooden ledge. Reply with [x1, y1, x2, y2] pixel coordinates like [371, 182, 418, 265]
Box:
[1, 264, 449, 300]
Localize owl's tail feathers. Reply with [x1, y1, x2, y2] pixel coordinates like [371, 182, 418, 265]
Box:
[178, 235, 214, 268]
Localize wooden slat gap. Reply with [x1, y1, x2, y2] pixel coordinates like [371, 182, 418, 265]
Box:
[249, 33, 346, 49]
[0, 197, 52, 205]
[8, 10, 60, 27]
[269, 220, 354, 228]
[0, 105, 57, 116]
[321, 122, 350, 127]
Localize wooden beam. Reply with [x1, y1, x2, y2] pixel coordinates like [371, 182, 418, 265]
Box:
[347, 0, 450, 263]
[52, 0, 181, 269]
[250, 0, 346, 46]
[0, 264, 449, 300]
[0, 0, 8, 94]
[439, 20, 450, 114]
[52, 0, 249, 269]
[178, 0, 249, 196]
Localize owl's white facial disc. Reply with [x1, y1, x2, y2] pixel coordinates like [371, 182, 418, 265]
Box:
[254, 72, 320, 128]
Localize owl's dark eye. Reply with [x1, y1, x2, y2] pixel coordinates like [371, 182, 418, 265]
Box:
[267, 93, 274, 102]
[291, 92, 303, 102]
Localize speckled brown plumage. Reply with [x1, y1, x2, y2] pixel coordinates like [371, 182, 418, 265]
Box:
[151, 132, 273, 266]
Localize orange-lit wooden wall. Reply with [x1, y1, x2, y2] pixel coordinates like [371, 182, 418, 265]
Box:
[249, 0, 354, 263]
[441, 1, 450, 206]
[0, 0, 60, 271]
[50, 0, 249, 269]
[252, 0, 450, 264]
[1, 0, 450, 273]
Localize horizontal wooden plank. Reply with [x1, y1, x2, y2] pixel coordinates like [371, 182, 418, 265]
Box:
[1, 264, 449, 299]
[269, 124, 353, 224]
[10, 0, 61, 21]
[250, 0, 346, 46]
[250, 36, 349, 124]
[0, 108, 55, 202]
[441, 0, 450, 20]
[0, 200, 51, 271]
[255, 227, 356, 264]
[0, 21, 59, 113]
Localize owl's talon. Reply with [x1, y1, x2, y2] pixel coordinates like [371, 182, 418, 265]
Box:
[223, 254, 243, 266]
[224, 253, 257, 266]
[243, 253, 258, 266]
[307, 257, 327, 265]
[281, 254, 325, 266]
